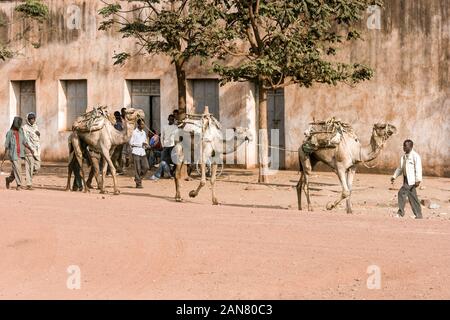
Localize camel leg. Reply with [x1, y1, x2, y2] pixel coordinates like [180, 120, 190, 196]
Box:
[87, 158, 100, 190]
[189, 162, 206, 198]
[102, 151, 119, 195]
[327, 166, 350, 210]
[296, 171, 303, 210]
[66, 152, 74, 191]
[303, 173, 313, 211]
[100, 159, 108, 194]
[300, 154, 313, 211]
[71, 136, 89, 193]
[345, 167, 356, 214]
[174, 162, 184, 202]
[210, 163, 218, 205]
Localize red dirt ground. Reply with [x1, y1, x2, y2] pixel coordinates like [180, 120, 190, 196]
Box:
[0, 163, 449, 299]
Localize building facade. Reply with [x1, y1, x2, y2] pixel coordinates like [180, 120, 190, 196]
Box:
[0, 0, 448, 176]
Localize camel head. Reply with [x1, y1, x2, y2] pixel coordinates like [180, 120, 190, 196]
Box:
[123, 108, 146, 123]
[372, 123, 397, 146]
[233, 127, 253, 143]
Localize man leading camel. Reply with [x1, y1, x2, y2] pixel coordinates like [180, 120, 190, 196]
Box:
[391, 139, 423, 219]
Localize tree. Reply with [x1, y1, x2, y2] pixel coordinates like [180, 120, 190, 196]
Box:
[210, 0, 382, 183]
[98, 0, 219, 119]
[0, 0, 49, 61]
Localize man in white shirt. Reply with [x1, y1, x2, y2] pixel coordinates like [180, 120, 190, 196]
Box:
[160, 114, 178, 174]
[129, 119, 149, 188]
[391, 139, 423, 219]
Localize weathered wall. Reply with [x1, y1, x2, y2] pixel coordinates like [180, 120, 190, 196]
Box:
[0, 0, 256, 165]
[0, 0, 448, 176]
[285, 0, 449, 176]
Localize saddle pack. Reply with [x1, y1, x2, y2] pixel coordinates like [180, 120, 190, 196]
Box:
[302, 118, 356, 155]
[72, 106, 110, 132]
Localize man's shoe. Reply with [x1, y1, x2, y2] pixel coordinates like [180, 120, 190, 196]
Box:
[16, 186, 23, 191]
[136, 184, 143, 189]
[26, 185, 34, 190]
[149, 175, 159, 181]
[5, 177, 10, 190]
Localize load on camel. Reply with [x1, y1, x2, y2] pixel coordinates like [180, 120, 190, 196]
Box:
[66, 106, 145, 195]
[297, 117, 397, 213]
[172, 107, 252, 205]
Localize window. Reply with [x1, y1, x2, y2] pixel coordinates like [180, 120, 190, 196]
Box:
[11, 80, 36, 119]
[267, 88, 285, 169]
[129, 80, 161, 133]
[62, 80, 87, 130]
[192, 79, 220, 119]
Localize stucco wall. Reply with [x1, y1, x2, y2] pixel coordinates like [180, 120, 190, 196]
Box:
[284, 0, 449, 176]
[0, 0, 256, 165]
[0, 0, 448, 176]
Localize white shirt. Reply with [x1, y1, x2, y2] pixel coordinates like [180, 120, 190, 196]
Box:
[129, 129, 147, 156]
[392, 149, 422, 185]
[161, 124, 178, 148]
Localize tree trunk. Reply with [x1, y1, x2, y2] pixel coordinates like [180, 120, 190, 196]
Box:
[175, 60, 189, 179]
[258, 81, 269, 183]
[175, 61, 187, 121]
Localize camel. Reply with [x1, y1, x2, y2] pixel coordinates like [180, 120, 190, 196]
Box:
[173, 111, 252, 204]
[66, 137, 102, 191]
[297, 122, 397, 213]
[66, 107, 145, 194]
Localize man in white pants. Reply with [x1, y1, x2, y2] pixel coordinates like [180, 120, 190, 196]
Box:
[391, 139, 423, 219]
[23, 112, 41, 190]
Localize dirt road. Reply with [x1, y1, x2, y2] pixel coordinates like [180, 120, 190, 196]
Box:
[0, 164, 449, 299]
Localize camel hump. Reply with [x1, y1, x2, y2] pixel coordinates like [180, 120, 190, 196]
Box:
[72, 105, 110, 132]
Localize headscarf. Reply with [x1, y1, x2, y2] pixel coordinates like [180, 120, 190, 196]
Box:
[10, 116, 22, 130]
[27, 112, 36, 126]
[23, 112, 40, 159]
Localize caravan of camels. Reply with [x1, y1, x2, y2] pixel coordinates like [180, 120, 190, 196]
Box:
[66, 105, 396, 213]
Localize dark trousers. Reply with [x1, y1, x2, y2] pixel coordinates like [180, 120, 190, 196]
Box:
[398, 178, 422, 218]
[161, 146, 174, 175]
[161, 146, 174, 164]
[133, 154, 149, 186]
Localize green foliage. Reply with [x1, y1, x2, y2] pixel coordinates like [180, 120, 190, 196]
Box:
[0, 46, 14, 61]
[99, 0, 221, 67]
[14, 0, 49, 22]
[0, 0, 49, 61]
[210, 0, 383, 89]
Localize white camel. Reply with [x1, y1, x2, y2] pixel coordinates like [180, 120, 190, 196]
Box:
[173, 110, 252, 204]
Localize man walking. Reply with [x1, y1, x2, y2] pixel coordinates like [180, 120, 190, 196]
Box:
[22, 112, 41, 190]
[4, 117, 35, 190]
[391, 139, 423, 219]
[130, 118, 149, 188]
[160, 114, 178, 175]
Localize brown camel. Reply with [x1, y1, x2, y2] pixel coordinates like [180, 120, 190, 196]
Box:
[66, 138, 102, 191]
[173, 112, 252, 204]
[66, 108, 144, 194]
[297, 123, 397, 213]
